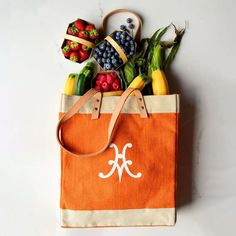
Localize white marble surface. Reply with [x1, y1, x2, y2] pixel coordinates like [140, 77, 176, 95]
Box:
[0, 0, 236, 235]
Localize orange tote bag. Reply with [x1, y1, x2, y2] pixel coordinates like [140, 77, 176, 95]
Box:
[57, 88, 179, 227]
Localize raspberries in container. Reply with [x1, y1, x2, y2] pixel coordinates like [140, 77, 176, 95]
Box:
[61, 19, 99, 63]
[93, 71, 123, 94]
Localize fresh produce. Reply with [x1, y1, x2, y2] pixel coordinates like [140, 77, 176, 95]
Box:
[128, 74, 151, 92]
[75, 62, 95, 96]
[69, 52, 80, 62]
[61, 18, 99, 63]
[93, 72, 122, 92]
[93, 31, 136, 70]
[119, 24, 185, 95]
[103, 91, 123, 96]
[70, 42, 81, 51]
[74, 19, 85, 30]
[62, 45, 71, 58]
[147, 25, 185, 95]
[64, 74, 78, 95]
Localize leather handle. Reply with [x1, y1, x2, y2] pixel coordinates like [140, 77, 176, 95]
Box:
[99, 9, 142, 42]
[57, 88, 148, 158]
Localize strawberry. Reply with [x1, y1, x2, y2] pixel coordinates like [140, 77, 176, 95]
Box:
[102, 82, 109, 92]
[66, 40, 72, 46]
[106, 74, 114, 85]
[79, 50, 89, 62]
[112, 82, 120, 91]
[77, 30, 89, 39]
[89, 29, 99, 40]
[62, 45, 71, 57]
[70, 41, 81, 51]
[81, 44, 90, 52]
[69, 52, 80, 62]
[74, 19, 85, 30]
[85, 24, 95, 31]
[67, 25, 78, 35]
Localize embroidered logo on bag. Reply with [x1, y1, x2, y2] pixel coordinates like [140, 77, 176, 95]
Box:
[98, 143, 142, 182]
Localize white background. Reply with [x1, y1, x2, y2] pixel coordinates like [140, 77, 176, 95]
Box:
[0, 0, 236, 235]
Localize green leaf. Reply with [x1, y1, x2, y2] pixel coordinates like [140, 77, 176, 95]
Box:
[164, 27, 185, 70]
[146, 25, 170, 73]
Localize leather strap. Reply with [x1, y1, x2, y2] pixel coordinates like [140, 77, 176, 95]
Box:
[57, 88, 148, 158]
[99, 9, 142, 42]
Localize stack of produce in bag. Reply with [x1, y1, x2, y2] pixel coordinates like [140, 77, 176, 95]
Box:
[62, 12, 185, 96]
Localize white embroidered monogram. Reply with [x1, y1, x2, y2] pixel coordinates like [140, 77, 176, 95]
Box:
[98, 143, 142, 182]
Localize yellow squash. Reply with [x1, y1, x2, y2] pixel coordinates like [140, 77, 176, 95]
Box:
[128, 74, 151, 93]
[64, 74, 78, 95]
[152, 69, 169, 95]
[103, 90, 123, 96]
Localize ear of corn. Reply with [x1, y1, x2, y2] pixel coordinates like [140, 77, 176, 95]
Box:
[64, 73, 78, 95]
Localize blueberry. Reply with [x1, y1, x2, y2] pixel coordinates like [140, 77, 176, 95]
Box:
[126, 36, 131, 41]
[106, 47, 110, 51]
[128, 23, 135, 29]
[101, 58, 106, 63]
[126, 18, 132, 23]
[97, 58, 102, 64]
[120, 25, 126, 30]
[110, 47, 115, 53]
[131, 46, 135, 51]
[106, 58, 111, 63]
[120, 34, 125, 39]
[99, 44, 105, 50]
[104, 63, 111, 70]
[111, 58, 117, 65]
[107, 53, 111, 58]
[124, 42, 129, 47]
[103, 52, 107, 58]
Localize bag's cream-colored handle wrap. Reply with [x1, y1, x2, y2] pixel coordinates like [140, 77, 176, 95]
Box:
[99, 9, 143, 42]
[57, 88, 148, 158]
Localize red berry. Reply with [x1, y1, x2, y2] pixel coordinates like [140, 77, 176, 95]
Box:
[81, 44, 90, 51]
[79, 50, 89, 62]
[106, 74, 114, 85]
[62, 45, 71, 57]
[85, 24, 95, 31]
[112, 82, 120, 91]
[77, 31, 89, 39]
[97, 74, 106, 84]
[74, 19, 85, 31]
[110, 72, 117, 78]
[69, 52, 80, 62]
[70, 42, 81, 51]
[66, 40, 72, 46]
[114, 78, 120, 85]
[95, 85, 102, 91]
[102, 82, 109, 92]
[95, 80, 101, 86]
[67, 26, 78, 36]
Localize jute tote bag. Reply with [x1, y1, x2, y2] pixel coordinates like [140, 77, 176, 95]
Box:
[57, 88, 179, 227]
